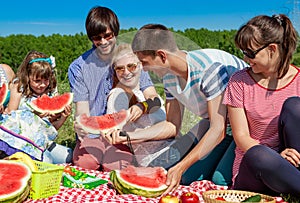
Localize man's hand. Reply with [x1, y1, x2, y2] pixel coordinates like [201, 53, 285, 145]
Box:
[162, 164, 185, 195]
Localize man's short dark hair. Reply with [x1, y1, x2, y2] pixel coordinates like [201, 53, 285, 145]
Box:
[132, 24, 178, 54]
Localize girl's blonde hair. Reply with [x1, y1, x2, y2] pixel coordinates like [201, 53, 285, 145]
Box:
[16, 50, 57, 97]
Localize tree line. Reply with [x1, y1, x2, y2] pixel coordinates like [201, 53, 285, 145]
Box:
[1, 28, 299, 86]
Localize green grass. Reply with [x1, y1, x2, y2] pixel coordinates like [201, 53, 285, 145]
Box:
[55, 82, 76, 148]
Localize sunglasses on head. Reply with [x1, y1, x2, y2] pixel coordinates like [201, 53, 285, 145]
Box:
[242, 43, 270, 59]
[114, 62, 140, 74]
[91, 32, 114, 41]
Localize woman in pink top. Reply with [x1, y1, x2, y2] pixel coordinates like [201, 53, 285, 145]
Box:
[223, 14, 300, 197]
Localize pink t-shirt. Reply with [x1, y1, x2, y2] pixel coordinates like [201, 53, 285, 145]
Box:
[223, 66, 300, 182]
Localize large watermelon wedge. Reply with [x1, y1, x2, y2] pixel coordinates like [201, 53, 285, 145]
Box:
[0, 160, 32, 203]
[77, 109, 129, 134]
[109, 165, 168, 198]
[28, 92, 73, 114]
[0, 83, 9, 105]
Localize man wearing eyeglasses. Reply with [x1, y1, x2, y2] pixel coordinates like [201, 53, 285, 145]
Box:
[68, 6, 158, 170]
[132, 24, 249, 194]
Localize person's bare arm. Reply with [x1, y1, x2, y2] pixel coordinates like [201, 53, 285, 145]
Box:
[128, 96, 180, 142]
[142, 86, 158, 100]
[165, 98, 184, 135]
[2, 64, 15, 83]
[50, 104, 72, 130]
[73, 101, 90, 140]
[105, 120, 176, 144]
[5, 82, 21, 114]
[163, 94, 227, 194]
[227, 105, 259, 152]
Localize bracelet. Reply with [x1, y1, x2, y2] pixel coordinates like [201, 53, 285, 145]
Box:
[141, 101, 148, 113]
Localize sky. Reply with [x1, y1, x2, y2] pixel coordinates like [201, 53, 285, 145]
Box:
[0, 0, 299, 37]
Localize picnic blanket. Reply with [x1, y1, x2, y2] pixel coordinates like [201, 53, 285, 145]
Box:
[23, 165, 287, 203]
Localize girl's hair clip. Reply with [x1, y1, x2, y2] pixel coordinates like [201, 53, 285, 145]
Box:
[272, 14, 283, 26]
[29, 55, 56, 68]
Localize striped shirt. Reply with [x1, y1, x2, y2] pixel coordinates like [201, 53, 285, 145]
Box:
[223, 66, 300, 182]
[68, 47, 153, 116]
[164, 49, 248, 118]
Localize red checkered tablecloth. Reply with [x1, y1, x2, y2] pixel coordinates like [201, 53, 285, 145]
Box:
[23, 166, 286, 203]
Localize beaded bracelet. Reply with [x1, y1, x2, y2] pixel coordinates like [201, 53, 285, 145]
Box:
[140, 101, 148, 113]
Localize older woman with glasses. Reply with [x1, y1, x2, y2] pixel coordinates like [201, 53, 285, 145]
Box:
[223, 14, 300, 196]
[98, 43, 177, 171]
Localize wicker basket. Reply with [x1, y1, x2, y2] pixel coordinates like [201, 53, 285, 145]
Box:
[28, 160, 64, 200]
[202, 190, 276, 203]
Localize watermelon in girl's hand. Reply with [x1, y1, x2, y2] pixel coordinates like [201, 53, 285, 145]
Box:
[76, 110, 129, 135]
[28, 92, 73, 114]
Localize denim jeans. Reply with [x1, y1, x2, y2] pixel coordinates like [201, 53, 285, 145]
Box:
[44, 142, 73, 164]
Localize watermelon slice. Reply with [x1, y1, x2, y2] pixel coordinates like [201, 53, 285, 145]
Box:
[109, 165, 168, 197]
[0, 160, 32, 202]
[0, 83, 8, 105]
[76, 110, 129, 134]
[28, 92, 73, 114]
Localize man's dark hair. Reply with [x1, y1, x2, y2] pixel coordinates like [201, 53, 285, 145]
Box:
[85, 6, 120, 40]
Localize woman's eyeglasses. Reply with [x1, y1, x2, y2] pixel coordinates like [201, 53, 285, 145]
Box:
[91, 32, 114, 41]
[114, 62, 139, 74]
[242, 43, 270, 59]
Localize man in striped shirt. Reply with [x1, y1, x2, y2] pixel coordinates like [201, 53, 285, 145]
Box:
[132, 24, 248, 194]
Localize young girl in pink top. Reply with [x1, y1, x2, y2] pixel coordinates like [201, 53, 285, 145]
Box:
[223, 14, 300, 197]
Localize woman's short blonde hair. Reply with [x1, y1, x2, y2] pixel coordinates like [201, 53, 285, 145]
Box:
[112, 43, 139, 66]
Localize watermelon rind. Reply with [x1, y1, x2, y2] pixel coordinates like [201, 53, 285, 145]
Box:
[1, 184, 30, 203]
[77, 110, 129, 135]
[0, 83, 8, 105]
[109, 170, 168, 198]
[0, 160, 32, 202]
[28, 92, 73, 114]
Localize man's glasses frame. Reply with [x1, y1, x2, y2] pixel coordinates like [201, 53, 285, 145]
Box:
[242, 43, 270, 59]
[91, 32, 114, 42]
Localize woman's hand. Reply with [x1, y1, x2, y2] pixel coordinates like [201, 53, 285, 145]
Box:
[127, 105, 143, 122]
[280, 148, 300, 167]
[102, 129, 127, 145]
